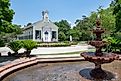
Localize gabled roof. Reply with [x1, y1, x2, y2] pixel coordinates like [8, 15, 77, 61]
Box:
[23, 19, 58, 30]
[34, 20, 58, 29]
[23, 10, 58, 30]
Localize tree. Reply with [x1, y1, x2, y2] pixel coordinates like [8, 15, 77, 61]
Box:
[0, 0, 18, 44]
[98, 7, 115, 37]
[0, 39, 5, 47]
[27, 23, 32, 26]
[74, 5, 116, 41]
[69, 28, 81, 41]
[0, 24, 22, 43]
[54, 20, 71, 41]
[74, 15, 93, 41]
[13, 24, 23, 34]
[58, 31, 66, 41]
[0, 0, 15, 33]
[113, 0, 121, 32]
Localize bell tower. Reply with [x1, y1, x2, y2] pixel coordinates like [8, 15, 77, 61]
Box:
[42, 10, 49, 22]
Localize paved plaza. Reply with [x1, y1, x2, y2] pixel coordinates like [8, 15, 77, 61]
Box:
[0, 45, 91, 56]
[31, 45, 90, 55]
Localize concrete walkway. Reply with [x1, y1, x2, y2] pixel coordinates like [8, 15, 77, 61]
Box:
[0, 45, 91, 56]
[31, 45, 90, 55]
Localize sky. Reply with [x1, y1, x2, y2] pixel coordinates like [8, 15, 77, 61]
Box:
[10, 0, 113, 26]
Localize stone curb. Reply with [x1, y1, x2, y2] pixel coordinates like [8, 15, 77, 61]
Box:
[37, 57, 85, 63]
[0, 57, 85, 80]
[0, 57, 37, 80]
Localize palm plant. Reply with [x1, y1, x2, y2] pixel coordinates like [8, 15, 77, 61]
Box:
[8, 40, 23, 56]
[22, 40, 37, 57]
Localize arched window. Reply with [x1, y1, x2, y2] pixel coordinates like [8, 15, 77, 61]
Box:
[44, 31, 48, 34]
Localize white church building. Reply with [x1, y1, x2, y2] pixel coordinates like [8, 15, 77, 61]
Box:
[17, 10, 58, 42]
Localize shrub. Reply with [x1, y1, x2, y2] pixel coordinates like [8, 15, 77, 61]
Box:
[69, 41, 78, 45]
[37, 42, 71, 47]
[22, 40, 37, 50]
[8, 40, 23, 55]
[0, 39, 5, 47]
[37, 41, 79, 47]
[104, 37, 121, 52]
[22, 40, 37, 56]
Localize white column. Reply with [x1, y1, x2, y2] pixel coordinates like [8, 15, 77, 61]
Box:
[41, 27, 43, 42]
[56, 29, 58, 42]
[33, 26, 35, 41]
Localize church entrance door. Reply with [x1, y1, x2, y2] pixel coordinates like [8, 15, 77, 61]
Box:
[43, 27, 51, 42]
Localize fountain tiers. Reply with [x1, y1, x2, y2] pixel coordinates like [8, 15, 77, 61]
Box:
[81, 18, 119, 79]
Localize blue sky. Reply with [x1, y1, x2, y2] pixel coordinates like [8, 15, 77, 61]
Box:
[10, 0, 113, 26]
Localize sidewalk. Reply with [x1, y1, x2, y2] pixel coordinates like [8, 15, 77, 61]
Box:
[0, 45, 91, 56]
[31, 45, 90, 55]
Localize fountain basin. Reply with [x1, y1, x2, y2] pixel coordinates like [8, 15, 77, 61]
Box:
[93, 27, 104, 34]
[81, 52, 119, 64]
[89, 41, 106, 47]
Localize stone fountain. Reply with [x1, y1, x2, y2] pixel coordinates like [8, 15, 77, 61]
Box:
[81, 16, 119, 79]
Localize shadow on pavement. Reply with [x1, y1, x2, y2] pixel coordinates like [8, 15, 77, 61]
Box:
[79, 68, 116, 81]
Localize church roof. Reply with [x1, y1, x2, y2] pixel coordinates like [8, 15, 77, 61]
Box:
[23, 10, 58, 30]
[34, 20, 58, 28]
[23, 20, 58, 31]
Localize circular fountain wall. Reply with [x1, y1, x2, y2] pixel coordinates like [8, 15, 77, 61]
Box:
[2, 61, 121, 81]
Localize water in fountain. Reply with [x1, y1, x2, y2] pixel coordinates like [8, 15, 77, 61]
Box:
[81, 16, 119, 79]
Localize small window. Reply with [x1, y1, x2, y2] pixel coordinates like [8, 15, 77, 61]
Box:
[52, 31, 56, 39]
[35, 30, 41, 39]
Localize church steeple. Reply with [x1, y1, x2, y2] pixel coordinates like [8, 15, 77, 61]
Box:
[42, 10, 49, 22]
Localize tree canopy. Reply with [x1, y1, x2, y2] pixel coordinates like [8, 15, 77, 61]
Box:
[0, 0, 120, 43]
[54, 20, 71, 41]
[0, 0, 15, 33]
[0, 0, 23, 46]
[113, 0, 121, 32]
[72, 4, 117, 41]
[54, 5, 117, 41]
